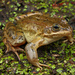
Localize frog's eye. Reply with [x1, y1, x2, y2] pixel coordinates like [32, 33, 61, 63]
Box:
[52, 24, 60, 31]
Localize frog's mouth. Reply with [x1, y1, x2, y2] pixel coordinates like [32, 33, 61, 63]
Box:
[43, 30, 72, 38]
[51, 30, 72, 38]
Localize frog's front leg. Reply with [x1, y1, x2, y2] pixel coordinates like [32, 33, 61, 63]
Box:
[25, 37, 50, 70]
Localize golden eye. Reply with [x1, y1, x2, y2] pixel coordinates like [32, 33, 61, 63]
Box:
[52, 24, 60, 31]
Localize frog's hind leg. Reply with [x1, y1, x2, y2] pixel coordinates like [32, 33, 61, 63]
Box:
[25, 37, 50, 71]
[3, 38, 24, 61]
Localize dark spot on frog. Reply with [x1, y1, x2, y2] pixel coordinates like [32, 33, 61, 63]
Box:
[13, 22, 17, 25]
[33, 57, 36, 59]
[29, 17, 32, 19]
[3, 37, 6, 40]
[7, 31, 15, 37]
[7, 25, 15, 29]
[24, 15, 26, 18]
[32, 11, 35, 13]
[17, 16, 21, 19]
[33, 44, 35, 46]
[37, 18, 40, 20]
[18, 36, 24, 40]
[8, 29, 15, 32]
[37, 15, 40, 17]
[43, 19, 48, 22]
[31, 49, 35, 52]
[9, 33, 11, 37]
[26, 22, 29, 24]
[16, 31, 23, 33]
[44, 16, 48, 19]
[25, 14, 28, 17]
[46, 19, 48, 21]
[21, 19, 24, 21]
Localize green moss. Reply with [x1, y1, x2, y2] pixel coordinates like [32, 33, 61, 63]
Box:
[0, 42, 4, 46]
[51, 64, 56, 69]
[0, 9, 2, 12]
[36, 68, 40, 71]
[56, 68, 63, 74]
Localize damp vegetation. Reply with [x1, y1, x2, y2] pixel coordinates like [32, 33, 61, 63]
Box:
[0, 0, 75, 75]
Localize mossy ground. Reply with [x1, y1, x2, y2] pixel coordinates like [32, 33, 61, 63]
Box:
[0, 0, 75, 75]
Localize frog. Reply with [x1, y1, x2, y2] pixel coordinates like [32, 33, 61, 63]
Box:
[3, 11, 74, 70]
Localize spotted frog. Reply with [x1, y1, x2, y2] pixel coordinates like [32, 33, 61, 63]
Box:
[3, 11, 74, 70]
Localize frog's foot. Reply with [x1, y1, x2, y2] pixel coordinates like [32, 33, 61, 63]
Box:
[35, 62, 50, 71]
[63, 39, 68, 43]
[69, 41, 75, 45]
[3, 38, 24, 61]
[63, 39, 75, 45]
[6, 46, 24, 61]
[32, 62, 50, 71]
[6, 46, 24, 53]
[63, 35, 75, 45]
[68, 38, 75, 45]
[6, 46, 24, 60]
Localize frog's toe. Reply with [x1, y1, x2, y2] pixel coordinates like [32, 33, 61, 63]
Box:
[74, 39, 75, 42]
[8, 46, 21, 61]
[69, 39, 75, 45]
[63, 39, 68, 43]
[5, 45, 22, 61]
[33, 62, 50, 71]
[5, 47, 21, 61]
[39, 63, 50, 69]
[35, 63, 43, 71]
[15, 47, 24, 52]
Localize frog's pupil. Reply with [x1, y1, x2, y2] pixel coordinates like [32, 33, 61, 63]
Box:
[53, 25, 59, 29]
[52, 24, 60, 31]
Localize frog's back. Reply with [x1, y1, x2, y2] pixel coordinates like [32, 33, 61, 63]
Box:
[16, 12, 69, 31]
[15, 12, 70, 42]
